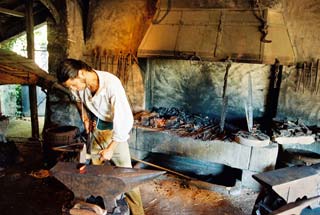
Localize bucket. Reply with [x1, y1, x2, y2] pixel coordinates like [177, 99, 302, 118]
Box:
[43, 125, 80, 168]
[43, 126, 80, 146]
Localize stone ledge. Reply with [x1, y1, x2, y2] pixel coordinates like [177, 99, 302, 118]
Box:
[129, 127, 279, 173]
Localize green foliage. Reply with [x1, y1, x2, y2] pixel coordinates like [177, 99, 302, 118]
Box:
[0, 24, 48, 117]
[15, 85, 23, 117]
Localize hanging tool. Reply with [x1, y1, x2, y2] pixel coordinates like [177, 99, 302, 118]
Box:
[219, 58, 232, 132]
[315, 59, 319, 94]
[124, 53, 132, 86]
[296, 63, 303, 92]
[308, 61, 313, 92]
[103, 49, 108, 71]
[95, 47, 101, 70]
[91, 49, 96, 68]
[302, 62, 307, 93]
[245, 72, 253, 132]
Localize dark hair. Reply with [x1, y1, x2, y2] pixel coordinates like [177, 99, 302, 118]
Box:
[57, 59, 93, 83]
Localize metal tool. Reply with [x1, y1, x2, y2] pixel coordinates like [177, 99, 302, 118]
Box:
[219, 59, 232, 132]
[50, 161, 165, 214]
[296, 63, 303, 92]
[302, 62, 307, 93]
[316, 59, 319, 95]
[245, 72, 253, 132]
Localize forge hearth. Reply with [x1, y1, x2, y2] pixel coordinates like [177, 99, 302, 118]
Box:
[129, 126, 278, 190]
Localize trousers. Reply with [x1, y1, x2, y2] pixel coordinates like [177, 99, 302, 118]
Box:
[90, 129, 145, 215]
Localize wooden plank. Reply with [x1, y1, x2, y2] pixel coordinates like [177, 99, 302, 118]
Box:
[38, 0, 60, 24]
[0, 7, 24, 17]
[0, 65, 36, 79]
[0, 70, 37, 84]
[26, 0, 39, 140]
[0, 49, 56, 84]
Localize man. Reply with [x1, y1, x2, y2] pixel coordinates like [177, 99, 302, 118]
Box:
[57, 58, 144, 215]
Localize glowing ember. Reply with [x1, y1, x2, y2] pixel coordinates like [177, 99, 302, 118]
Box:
[76, 163, 86, 174]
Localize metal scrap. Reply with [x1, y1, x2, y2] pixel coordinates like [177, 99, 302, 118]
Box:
[272, 119, 313, 138]
[134, 107, 232, 141]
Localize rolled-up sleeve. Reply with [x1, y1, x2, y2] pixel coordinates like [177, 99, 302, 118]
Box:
[109, 79, 133, 142]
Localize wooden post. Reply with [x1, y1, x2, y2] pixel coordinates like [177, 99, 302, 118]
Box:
[25, 0, 39, 139]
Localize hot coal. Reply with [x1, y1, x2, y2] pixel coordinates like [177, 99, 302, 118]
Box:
[151, 107, 215, 130]
[135, 107, 234, 141]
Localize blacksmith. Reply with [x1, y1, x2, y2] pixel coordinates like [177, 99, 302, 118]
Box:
[57, 58, 144, 215]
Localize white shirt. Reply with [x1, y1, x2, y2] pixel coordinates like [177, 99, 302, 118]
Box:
[72, 70, 133, 142]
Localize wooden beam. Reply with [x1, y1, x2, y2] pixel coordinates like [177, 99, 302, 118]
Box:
[25, 0, 39, 140]
[0, 7, 24, 18]
[38, 0, 60, 24]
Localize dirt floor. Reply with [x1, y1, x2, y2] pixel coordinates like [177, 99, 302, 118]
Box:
[141, 175, 257, 215]
[5, 117, 45, 138]
[0, 137, 258, 215]
[0, 118, 258, 215]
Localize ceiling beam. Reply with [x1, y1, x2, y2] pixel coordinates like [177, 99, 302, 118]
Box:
[38, 0, 60, 24]
[0, 7, 24, 17]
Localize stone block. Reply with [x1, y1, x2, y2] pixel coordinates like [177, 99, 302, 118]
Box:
[134, 127, 252, 169]
[242, 169, 262, 191]
[133, 127, 279, 178]
[248, 143, 279, 172]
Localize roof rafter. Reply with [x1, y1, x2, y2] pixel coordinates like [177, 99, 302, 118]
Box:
[0, 6, 24, 18]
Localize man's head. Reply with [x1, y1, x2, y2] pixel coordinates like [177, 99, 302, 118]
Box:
[57, 59, 93, 91]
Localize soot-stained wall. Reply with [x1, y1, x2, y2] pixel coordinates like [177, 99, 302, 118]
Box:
[278, 66, 320, 126]
[85, 0, 151, 52]
[146, 59, 319, 126]
[146, 59, 271, 122]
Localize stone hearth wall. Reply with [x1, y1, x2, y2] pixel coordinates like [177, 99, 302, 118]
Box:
[146, 60, 270, 124]
[278, 66, 320, 126]
[146, 59, 319, 126]
[46, 0, 85, 131]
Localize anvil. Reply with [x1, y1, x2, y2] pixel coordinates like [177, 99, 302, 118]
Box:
[50, 161, 165, 213]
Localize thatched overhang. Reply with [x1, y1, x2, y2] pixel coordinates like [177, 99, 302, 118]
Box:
[0, 48, 56, 88]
